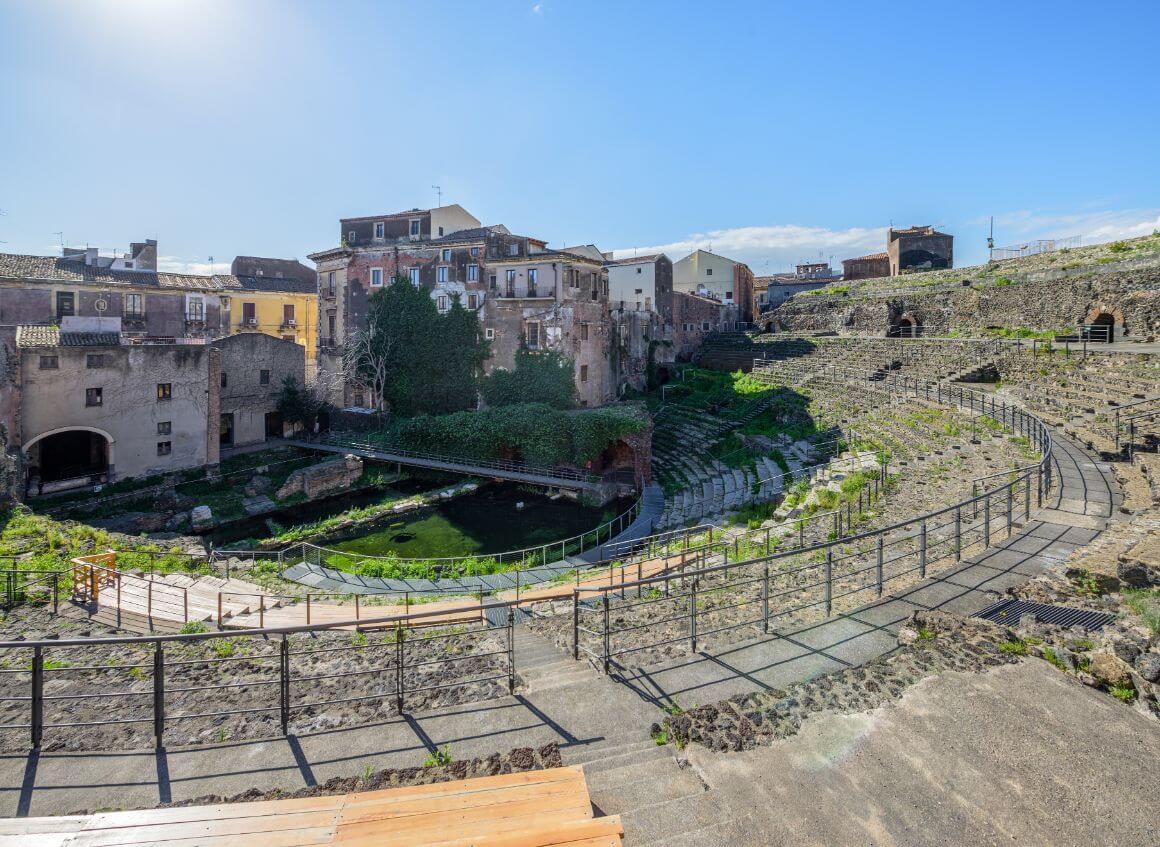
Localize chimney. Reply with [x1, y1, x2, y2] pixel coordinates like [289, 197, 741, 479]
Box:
[129, 239, 158, 271]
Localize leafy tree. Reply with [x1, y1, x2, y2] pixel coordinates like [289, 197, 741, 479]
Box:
[345, 275, 489, 416]
[481, 349, 576, 410]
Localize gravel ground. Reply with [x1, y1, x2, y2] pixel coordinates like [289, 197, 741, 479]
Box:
[0, 605, 513, 752]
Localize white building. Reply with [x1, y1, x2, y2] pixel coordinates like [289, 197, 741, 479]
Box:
[672, 249, 737, 305]
[605, 253, 672, 313]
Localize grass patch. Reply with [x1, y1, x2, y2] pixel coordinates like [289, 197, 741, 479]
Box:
[999, 640, 1028, 656]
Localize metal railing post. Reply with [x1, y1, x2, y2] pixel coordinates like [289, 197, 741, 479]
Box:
[955, 507, 962, 561]
[153, 644, 165, 747]
[919, 521, 927, 579]
[507, 609, 516, 695]
[279, 635, 290, 734]
[571, 590, 579, 660]
[395, 625, 405, 713]
[31, 646, 43, 749]
[601, 593, 611, 675]
[1007, 483, 1013, 536]
[762, 563, 770, 633]
[824, 549, 833, 617]
[1024, 475, 1031, 521]
[689, 579, 698, 653]
[984, 496, 991, 548]
[876, 535, 884, 596]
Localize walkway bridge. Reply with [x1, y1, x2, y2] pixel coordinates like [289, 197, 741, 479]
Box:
[286, 436, 606, 494]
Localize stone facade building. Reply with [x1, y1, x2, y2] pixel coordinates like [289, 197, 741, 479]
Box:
[888, 225, 953, 275]
[212, 333, 306, 448]
[0, 242, 318, 370]
[842, 252, 891, 281]
[13, 325, 219, 495]
[309, 204, 615, 409]
[671, 291, 740, 360]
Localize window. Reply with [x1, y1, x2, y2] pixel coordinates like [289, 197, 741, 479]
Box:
[158, 421, 171, 435]
[467, 293, 479, 309]
[636, 267, 642, 274]
[283, 304, 295, 324]
[437, 266, 448, 283]
[701, 321, 710, 331]
[580, 323, 589, 341]
[124, 261, 133, 269]
[56, 291, 75, 318]
[467, 263, 478, 281]
[327, 271, 336, 296]
[39, 355, 58, 369]
[724, 291, 733, 301]
[409, 219, 421, 237]
[125, 293, 143, 316]
[634, 288, 643, 295]
[489, 274, 497, 289]
[580, 364, 588, 382]
[441, 249, 451, 262]
[470, 247, 479, 258]
[157, 441, 172, 456]
[485, 327, 495, 340]
[409, 266, 420, 285]
[505, 269, 516, 283]
[705, 268, 713, 276]
[221, 371, 228, 388]
[86, 387, 102, 407]
[569, 269, 578, 289]
[242, 302, 256, 325]
[645, 296, 652, 311]
[282, 334, 295, 342]
[260, 369, 270, 386]
[187, 297, 204, 320]
[327, 314, 336, 338]
[508, 243, 519, 256]
[374, 221, 385, 239]
[438, 226, 444, 236]
[526, 322, 540, 348]
[347, 230, 356, 243]
[86, 354, 106, 369]
[528, 268, 538, 285]
[157, 383, 172, 401]
[437, 295, 448, 311]
[370, 268, 383, 286]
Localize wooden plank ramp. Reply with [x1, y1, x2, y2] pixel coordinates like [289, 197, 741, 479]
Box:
[0, 767, 623, 847]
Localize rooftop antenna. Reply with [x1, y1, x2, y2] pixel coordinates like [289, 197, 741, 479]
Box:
[431, 184, 442, 207]
[987, 216, 994, 260]
[53, 231, 64, 252]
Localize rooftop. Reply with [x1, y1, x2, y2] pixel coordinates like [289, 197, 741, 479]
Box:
[843, 252, 889, 262]
[605, 253, 663, 266]
[0, 252, 316, 294]
[15, 325, 121, 348]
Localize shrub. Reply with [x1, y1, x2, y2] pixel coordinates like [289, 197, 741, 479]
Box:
[179, 621, 207, 635]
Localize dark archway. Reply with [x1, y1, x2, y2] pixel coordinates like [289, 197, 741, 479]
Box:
[25, 429, 109, 488]
[1089, 312, 1116, 343]
[898, 249, 951, 272]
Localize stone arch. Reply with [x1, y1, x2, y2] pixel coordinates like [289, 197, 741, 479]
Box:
[889, 310, 923, 338]
[1084, 307, 1122, 342]
[22, 426, 115, 490]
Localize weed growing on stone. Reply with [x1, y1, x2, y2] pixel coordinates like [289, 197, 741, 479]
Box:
[179, 621, 207, 634]
[213, 639, 236, 659]
[999, 640, 1028, 656]
[351, 631, 369, 647]
[422, 745, 453, 767]
[1121, 588, 1160, 636]
[1043, 647, 1067, 671]
[1107, 683, 1137, 703]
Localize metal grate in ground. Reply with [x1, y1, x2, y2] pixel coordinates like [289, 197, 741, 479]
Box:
[973, 598, 1116, 631]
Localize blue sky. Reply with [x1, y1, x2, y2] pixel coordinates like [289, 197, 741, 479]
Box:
[1, 0, 1158, 275]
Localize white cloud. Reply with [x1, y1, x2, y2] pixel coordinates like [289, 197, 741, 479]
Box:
[612, 223, 886, 272]
[985, 208, 1160, 246]
[158, 256, 231, 275]
[531, 3, 543, 13]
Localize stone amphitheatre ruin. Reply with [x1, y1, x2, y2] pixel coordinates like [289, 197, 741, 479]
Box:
[0, 234, 1157, 845]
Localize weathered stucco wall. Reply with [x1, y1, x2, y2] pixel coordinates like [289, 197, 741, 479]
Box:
[214, 333, 305, 447]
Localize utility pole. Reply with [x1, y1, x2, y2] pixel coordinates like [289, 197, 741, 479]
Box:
[987, 216, 995, 261]
[431, 184, 442, 207]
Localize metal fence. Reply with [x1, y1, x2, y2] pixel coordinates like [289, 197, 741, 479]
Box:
[570, 371, 1053, 672]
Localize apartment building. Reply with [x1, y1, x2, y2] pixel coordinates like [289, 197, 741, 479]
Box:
[672, 249, 755, 322]
[0, 242, 318, 372]
[309, 204, 615, 408]
[605, 253, 673, 314]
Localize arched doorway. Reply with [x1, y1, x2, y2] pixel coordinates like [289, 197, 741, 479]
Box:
[23, 427, 113, 494]
[899, 316, 919, 338]
[1089, 312, 1116, 343]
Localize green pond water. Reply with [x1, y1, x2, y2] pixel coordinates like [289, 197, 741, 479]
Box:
[325, 483, 632, 560]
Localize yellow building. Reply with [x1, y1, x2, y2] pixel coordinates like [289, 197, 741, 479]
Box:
[228, 280, 319, 379]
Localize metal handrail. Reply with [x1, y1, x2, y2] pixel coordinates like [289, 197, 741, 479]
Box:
[316, 434, 601, 484]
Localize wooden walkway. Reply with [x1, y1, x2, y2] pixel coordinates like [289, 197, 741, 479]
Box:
[70, 549, 704, 632]
[0, 766, 622, 846]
